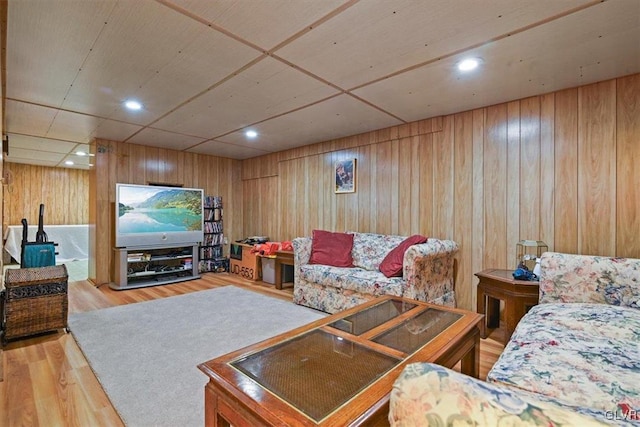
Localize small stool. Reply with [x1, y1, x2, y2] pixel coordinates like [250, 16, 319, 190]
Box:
[1, 265, 69, 344]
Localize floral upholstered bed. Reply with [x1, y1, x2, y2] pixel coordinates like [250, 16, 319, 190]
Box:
[292, 232, 458, 313]
[389, 252, 640, 426]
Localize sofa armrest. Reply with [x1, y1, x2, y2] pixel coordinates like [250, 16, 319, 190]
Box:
[402, 239, 458, 305]
[539, 252, 640, 308]
[389, 363, 606, 426]
[292, 237, 312, 282]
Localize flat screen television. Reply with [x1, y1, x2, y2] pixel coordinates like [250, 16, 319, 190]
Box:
[115, 183, 204, 248]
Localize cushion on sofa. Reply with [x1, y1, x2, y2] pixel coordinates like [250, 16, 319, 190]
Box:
[299, 264, 404, 297]
[309, 230, 354, 267]
[540, 252, 640, 308]
[487, 303, 640, 415]
[379, 234, 428, 277]
[390, 363, 608, 426]
[350, 232, 405, 271]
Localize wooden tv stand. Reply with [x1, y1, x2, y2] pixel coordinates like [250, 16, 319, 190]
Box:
[111, 244, 200, 290]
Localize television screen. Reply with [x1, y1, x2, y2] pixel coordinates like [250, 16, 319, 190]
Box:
[115, 183, 204, 248]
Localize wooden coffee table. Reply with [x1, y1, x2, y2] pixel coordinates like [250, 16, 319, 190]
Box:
[198, 296, 482, 426]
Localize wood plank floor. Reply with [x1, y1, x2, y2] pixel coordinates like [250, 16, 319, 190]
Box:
[0, 274, 505, 426]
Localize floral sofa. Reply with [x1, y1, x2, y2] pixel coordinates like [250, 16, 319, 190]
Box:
[292, 232, 458, 313]
[389, 252, 640, 426]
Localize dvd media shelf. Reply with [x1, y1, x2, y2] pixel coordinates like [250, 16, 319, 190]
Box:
[200, 196, 228, 272]
[112, 244, 200, 290]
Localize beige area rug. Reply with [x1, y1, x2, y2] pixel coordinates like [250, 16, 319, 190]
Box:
[69, 286, 325, 427]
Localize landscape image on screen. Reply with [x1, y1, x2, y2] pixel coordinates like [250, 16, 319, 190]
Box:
[117, 187, 202, 234]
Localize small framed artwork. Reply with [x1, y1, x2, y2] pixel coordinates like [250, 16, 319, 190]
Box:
[335, 158, 356, 193]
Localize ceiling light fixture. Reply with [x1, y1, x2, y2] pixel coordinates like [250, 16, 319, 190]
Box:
[65, 160, 74, 165]
[457, 58, 480, 72]
[245, 130, 258, 139]
[124, 100, 143, 110]
[76, 151, 87, 156]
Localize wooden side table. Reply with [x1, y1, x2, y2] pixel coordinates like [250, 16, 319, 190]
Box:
[274, 250, 294, 290]
[475, 269, 539, 342]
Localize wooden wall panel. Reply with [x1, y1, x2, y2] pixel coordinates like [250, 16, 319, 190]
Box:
[471, 108, 485, 310]
[453, 111, 474, 311]
[240, 74, 639, 311]
[397, 137, 412, 236]
[554, 88, 579, 254]
[418, 134, 434, 235]
[375, 141, 392, 235]
[616, 74, 640, 258]
[506, 101, 520, 258]
[357, 145, 371, 232]
[519, 97, 541, 242]
[483, 104, 508, 268]
[539, 94, 555, 249]
[3, 163, 89, 226]
[433, 115, 454, 239]
[577, 80, 617, 255]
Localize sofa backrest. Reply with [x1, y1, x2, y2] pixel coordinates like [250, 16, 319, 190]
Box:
[350, 232, 405, 271]
[539, 252, 640, 308]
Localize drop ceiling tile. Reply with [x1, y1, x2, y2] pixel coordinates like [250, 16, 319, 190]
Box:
[354, 0, 640, 122]
[61, 0, 255, 124]
[7, 148, 66, 163]
[169, 0, 347, 48]
[47, 110, 101, 143]
[153, 56, 339, 137]
[91, 119, 143, 142]
[186, 140, 270, 160]
[62, 154, 92, 167]
[4, 157, 60, 168]
[5, 0, 117, 105]
[217, 94, 403, 152]
[128, 128, 207, 151]
[277, 0, 593, 89]
[73, 144, 92, 156]
[7, 134, 79, 154]
[105, 21, 261, 124]
[5, 100, 58, 137]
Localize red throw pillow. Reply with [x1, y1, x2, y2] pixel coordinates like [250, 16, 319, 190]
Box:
[309, 230, 354, 267]
[379, 235, 428, 278]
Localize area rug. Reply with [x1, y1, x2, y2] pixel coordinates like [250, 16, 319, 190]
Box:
[68, 286, 326, 427]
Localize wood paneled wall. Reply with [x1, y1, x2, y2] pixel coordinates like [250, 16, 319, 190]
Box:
[3, 163, 89, 226]
[90, 139, 243, 285]
[241, 73, 640, 311]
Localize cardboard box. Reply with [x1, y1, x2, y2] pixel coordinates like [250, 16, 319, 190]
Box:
[229, 244, 260, 281]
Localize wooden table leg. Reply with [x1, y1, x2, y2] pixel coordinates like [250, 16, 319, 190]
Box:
[274, 259, 283, 290]
[460, 331, 480, 379]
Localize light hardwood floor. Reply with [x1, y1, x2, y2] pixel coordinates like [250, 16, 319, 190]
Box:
[0, 274, 505, 426]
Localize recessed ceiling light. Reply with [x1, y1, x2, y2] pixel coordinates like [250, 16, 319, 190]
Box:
[76, 151, 87, 156]
[65, 160, 74, 165]
[458, 58, 480, 72]
[124, 100, 143, 110]
[245, 130, 258, 139]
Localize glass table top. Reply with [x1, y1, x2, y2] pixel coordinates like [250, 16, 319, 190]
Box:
[231, 329, 400, 422]
[372, 308, 462, 354]
[329, 298, 416, 335]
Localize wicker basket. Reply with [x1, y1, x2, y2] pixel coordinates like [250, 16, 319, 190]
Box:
[2, 265, 68, 342]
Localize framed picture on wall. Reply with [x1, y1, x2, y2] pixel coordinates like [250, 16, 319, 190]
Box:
[335, 158, 356, 193]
